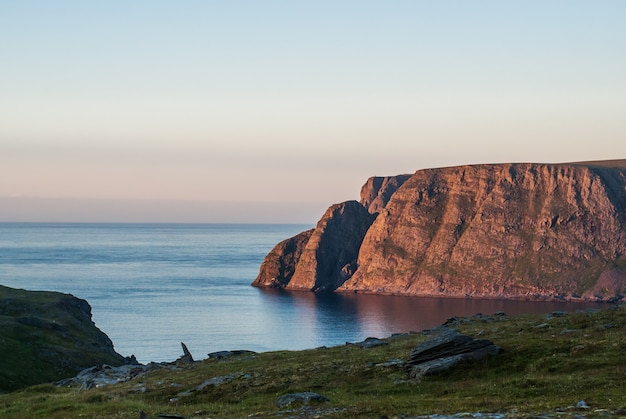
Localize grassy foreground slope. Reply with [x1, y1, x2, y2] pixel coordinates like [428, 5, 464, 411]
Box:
[1, 305, 625, 418]
[0, 285, 127, 393]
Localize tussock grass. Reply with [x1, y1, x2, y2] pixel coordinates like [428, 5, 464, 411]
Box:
[1, 306, 625, 418]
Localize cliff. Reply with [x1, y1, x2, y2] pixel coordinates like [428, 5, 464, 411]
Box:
[0, 285, 129, 392]
[252, 201, 376, 291]
[253, 161, 626, 301]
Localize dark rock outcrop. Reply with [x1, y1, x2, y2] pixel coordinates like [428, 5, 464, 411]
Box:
[252, 229, 314, 288]
[253, 160, 626, 301]
[405, 329, 500, 379]
[0, 285, 128, 392]
[253, 200, 376, 292]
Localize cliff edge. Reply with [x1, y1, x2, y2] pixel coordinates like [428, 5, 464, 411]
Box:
[253, 161, 626, 301]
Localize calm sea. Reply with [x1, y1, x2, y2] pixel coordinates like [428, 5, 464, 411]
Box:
[0, 223, 606, 364]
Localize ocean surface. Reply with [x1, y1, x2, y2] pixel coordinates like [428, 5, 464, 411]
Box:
[0, 223, 606, 364]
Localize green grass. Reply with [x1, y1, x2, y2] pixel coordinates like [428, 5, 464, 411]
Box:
[2, 305, 626, 418]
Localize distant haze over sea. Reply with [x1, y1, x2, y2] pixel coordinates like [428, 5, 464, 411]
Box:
[0, 197, 330, 224]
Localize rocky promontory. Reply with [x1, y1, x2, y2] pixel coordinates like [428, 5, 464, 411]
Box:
[0, 285, 130, 392]
[253, 160, 626, 301]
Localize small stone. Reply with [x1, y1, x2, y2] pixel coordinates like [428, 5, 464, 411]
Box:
[375, 359, 404, 368]
[355, 337, 388, 348]
[576, 400, 590, 409]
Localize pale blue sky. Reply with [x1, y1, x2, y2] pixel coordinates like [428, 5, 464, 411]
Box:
[1, 1, 625, 222]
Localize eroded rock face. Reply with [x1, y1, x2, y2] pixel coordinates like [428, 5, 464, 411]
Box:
[253, 161, 626, 300]
[360, 174, 411, 214]
[286, 201, 376, 291]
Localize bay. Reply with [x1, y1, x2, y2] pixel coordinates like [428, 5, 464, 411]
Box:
[0, 223, 605, 364]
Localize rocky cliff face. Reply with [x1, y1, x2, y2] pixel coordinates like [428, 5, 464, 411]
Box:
[360, 174, 411, 213]
[253, 161, 626, 301]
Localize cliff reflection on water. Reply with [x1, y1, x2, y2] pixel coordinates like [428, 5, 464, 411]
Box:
[255, 288, 606, 351]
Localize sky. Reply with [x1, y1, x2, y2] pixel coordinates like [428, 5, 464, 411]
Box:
[1, 1, 625, 223]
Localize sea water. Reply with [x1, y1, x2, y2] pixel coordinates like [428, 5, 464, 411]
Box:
[0, 223, 605, 363]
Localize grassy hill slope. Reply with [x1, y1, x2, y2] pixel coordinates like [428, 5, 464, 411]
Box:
[1, 304, 624, 418]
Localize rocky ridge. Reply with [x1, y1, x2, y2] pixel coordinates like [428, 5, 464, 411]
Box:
[253, 160, 626, 301]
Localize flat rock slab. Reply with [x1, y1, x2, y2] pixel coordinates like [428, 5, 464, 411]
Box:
[177, 372, 250, 397]
[56, 364, 156, 389]
[353, 337, 388, 348]
[207, 350, 256, 360]
[276, 392, 330, 408]
[406, 328, 500, 379]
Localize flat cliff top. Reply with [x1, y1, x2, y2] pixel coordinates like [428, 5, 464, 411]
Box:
[573, 159, 626, 169]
